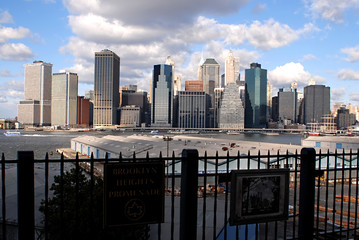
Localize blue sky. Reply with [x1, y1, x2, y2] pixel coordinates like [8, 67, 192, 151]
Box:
[1, 0, 359, 118]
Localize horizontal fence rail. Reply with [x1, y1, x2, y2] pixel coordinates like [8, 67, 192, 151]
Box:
[0, 148, 358, 240]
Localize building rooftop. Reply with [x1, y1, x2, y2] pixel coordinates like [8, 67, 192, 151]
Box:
[203, 58, 219, 65]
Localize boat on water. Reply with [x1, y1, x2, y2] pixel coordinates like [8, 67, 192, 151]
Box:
[4, 131, 21, 136]
[150, 130, 159, 134]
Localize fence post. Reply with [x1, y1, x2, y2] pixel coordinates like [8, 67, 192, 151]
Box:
[299, 148, 316, 240]
[17, 151, 34, 240]
[180, 149, 198, 240]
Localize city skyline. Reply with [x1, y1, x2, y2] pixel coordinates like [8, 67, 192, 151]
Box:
[1, 0, 359, 118]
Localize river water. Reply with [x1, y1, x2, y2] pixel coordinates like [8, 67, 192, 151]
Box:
[0, 129, 303, 160]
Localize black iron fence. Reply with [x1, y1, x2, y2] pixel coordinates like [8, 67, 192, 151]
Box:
[1, 148, 359, 240]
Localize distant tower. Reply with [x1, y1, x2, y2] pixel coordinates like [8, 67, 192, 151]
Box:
[308, 76, 315, 86]
[17, 61, 52, 126]
[245, 63, 268, 128]
[201, 58, 220, 128]
[151, 64, 173, 127]
[219, 82, 244, 129]
[51, 72, 78, 127]
[93, 49, 120, 126]
[166, 56, 181, 95]
[197, 52, 205, 81]
[303, 85, 330, 124]
[225, 50, 240, 85]
[278, 87, 298, 123]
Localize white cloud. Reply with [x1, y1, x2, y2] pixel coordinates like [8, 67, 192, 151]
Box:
[68, 14, 165, 44]
[331, 88, 346, 102]
[350, 92, 359, 102]
[4, 80, 24, 91]
[246, 19, 299, 50]
[0, 68, 12, 77]
[300, 54, 318, 61]
[337, 69, 359, 80]
[0, 96, 7, 103]
[341, 45, 359, 62]
[6, 90, 23, 99]
[64, 0, 250, 27]
[268, 62, 324, 88]
[306, 0, 359, 23]
[252, 3, 266, 14]
[0, 10, 13, 24]
[0, 43, 34, 61]
[0, 26, 31, 43]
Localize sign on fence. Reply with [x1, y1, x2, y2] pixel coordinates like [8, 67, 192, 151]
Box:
[230, 169, 289, 225]
[104, 162, 165, 227]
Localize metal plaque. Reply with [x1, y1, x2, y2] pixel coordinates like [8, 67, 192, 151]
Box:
[230, 169, 289, 225]
[104, 162, 165, 227]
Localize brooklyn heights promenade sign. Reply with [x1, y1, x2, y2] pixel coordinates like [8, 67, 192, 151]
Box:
[104, 162, 165, 227]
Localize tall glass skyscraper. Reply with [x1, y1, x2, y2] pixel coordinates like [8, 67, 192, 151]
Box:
[245, 63, 267, 128]
[151, 64, 173, 127]
[93, 49, 120, 126]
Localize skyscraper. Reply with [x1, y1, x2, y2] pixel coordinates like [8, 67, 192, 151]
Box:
[225, 50, 240, 85]
[51, 72, 78, 127]
[201, 58, 220, 105]
[93, 49, 120, 126]
[177, 91, 207, 128]
[18, 61, 52, 126]
[165, 56, 181, 95]
[201, 58, 220, 128]
[151, 64, 173, 127]
[278, 87, 298, 123]
[303, 85, 330, 124]
[245, 63, 268, 128]
[219, 82, 244, 129]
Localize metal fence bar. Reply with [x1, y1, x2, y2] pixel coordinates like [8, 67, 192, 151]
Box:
[332, 150, 338, 234]
[17, 151, 35, 240]
[171, 152, 175, 240]
[60, 153, 64, 240]
[213, 152, 218, 240]
[89, 152, 95, 238]
[224, 152, 229, 240]
[346, 150, 352, 240]
[315, 149, 322, 239]
[293, 150, 299, 240]
[180, 149, 198, 240]
[283, 150, 289, 240]
[355, 150, 359, 239]
[339, 150, 345, 238]
[1, 153, 6, 240]
[202, 152, 207, 240]
[44, 153, 49, 240]
[298, 148, 316, 240]
[324, 150, 330, 239]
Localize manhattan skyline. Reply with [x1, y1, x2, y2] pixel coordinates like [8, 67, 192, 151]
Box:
[0, 0, 359, 118]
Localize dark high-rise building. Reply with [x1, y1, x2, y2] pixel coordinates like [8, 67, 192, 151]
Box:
[151, 64, 173, 127]
[278, 88, 298, 123]
[271, 96, 279, 122]
[121, 90, 148, 125]
[93, 49, 120, 126]
[177, 91, 207, 128]
[244, 63, 267, 128]
[303, 85, 330, 124]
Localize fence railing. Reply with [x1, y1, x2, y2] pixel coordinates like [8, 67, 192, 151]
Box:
[1, 148, 359, 240]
